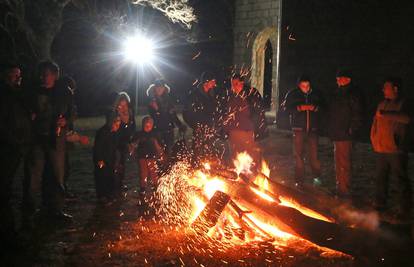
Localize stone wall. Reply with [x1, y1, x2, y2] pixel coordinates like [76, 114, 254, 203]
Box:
[233, 0, 280, 111]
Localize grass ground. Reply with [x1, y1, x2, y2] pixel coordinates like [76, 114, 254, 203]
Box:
[6, 115, 414, 266]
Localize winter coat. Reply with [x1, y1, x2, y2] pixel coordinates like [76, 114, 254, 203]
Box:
[282, 88, 325, 132]
[183, 86, 219, 129]
[148, 94, 183, 132]
[93, 125, 119, 170]
[0, 83, 32, 150]
[110, 92, 136, 153]
[29, 84, 74, 145]
[221, 86, 266, 139]
[327, 84, 363, 141]
[131, 130, 163, 159]
[370, 98, 412, 153]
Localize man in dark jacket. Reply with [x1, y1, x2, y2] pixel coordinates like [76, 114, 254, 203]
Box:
[0, 63, 31, 236]
[183, 71, 223, 164]
[370, 78, 412, 220]
[282, 75, 324, 186]
[23, 61, 73, 222]
[327, 69, 363, 198]
[222, 74, 266, 166]
[147, 79, 186, 155]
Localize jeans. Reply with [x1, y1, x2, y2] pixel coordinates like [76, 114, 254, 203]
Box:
[293, 130, 321, 183]
[375, 153, 412, 213]
[23, 137, 66, 216]
[334, 141, 352, 196]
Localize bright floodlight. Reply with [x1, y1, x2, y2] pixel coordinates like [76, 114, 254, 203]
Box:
[123, 36, 154, 64]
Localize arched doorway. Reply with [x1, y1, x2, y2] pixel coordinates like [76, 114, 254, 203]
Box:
[251, 27, 277, 111]
[263, 40, 273, 110]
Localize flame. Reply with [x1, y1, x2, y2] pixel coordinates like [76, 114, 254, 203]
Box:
[156, 152, 344, 257]
[233, 151, 254, 175]
[261, 160, 271, 177]
[279, 196, 333, 223]
[250, 187, 276, 202]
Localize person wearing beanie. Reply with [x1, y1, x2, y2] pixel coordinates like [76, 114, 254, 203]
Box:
[183, 71, 223, 165]
[281, 75, 325, 188]
[147, 79, 186, 155]
[110, 91, 136, 193]
[93, 111, 121, 203]
[327, 69, 363, 198]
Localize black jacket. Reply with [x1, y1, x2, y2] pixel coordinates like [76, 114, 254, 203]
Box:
[183, 86, 219, 129]
[0, 83, 32, 150]
[282, 88, 325, 132]
[221, 86, 266, 139]
[131, 130, 163, 159]
[93, 125, 119, 170]
[327, 84, 363, 141]
[148, 94, 183, 132]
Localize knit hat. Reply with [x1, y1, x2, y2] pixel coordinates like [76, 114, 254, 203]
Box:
[296, 74, 311, 84]
[146, 79, 171, 96]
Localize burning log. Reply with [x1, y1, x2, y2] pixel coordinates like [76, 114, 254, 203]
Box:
[221, 178, 380, 256]
[191, 191, 231, 234]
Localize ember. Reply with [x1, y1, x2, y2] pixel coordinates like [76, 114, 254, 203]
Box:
[156, 152, 356, 258]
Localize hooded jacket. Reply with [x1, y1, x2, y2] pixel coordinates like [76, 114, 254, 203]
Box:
[282, 87, 324, 132]
[111, 92, 136, 152]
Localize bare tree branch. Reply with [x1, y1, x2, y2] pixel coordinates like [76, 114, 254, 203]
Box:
[132, 0, 196, 28]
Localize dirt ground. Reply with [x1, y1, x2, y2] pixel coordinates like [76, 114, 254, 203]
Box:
[6, 116, 414, 267]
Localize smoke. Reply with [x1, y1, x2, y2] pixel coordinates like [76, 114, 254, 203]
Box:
[333, 204, 380, 231]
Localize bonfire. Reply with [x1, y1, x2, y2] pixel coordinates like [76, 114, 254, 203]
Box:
[153, 152, 384, 260]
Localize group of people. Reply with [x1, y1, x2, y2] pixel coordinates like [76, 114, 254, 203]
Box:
[282, 70, 413, 220]
[92, 72, 267, 201]
[1, 59, 412, 243]
[0, 61, 89, 241]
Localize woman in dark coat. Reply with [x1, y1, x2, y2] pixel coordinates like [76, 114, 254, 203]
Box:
[147, 79, 186, 155]
[111, 92, 136, 192]
[93, 112, 121, 202]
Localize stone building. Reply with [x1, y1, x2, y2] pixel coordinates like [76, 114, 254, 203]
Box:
[233, 0, 280, 111]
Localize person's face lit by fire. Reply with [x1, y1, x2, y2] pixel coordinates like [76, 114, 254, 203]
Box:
[231, 78, 244, 94]
[143, 119, 154, 133]
[40, 69, 58, 89]
[5, 67, 22, 88]
[203, 79, 217, 93]
[336, 76, 351, 87]
[117, 99, 129, 114]
[111, 117, 121, 132]
[383, 81, 398, 100]
[154, 86, 166, 97]
[298, 81, 311, 94]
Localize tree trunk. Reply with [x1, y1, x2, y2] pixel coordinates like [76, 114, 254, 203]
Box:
[23, 0, 70, 61]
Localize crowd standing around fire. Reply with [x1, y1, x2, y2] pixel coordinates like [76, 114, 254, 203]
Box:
[0, 61, 413, 243]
